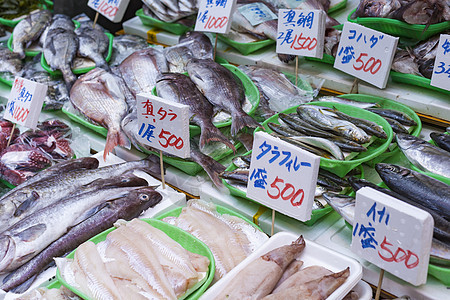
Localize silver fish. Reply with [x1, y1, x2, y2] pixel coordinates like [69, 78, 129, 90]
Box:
[75, 24, 110, 71]
[287, 136, 345, 160]
[39, 14, 75, 47]
[0, 46, 23, 76]
[317, 96, 379, 109]
[322, 193, 356, 225]
[232, 1, 278, 40]
[109, 34, 149, 67]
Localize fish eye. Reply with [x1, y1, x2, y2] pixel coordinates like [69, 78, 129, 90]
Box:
[140, 194, 149, 201]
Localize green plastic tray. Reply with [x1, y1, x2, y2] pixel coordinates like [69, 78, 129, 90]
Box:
[328, 0, 347, 14]
[56, 219, 215, 300]
[259, 102, 393, 177]
[305, 53, 335, 65]
[390, 71, 450, 96]
[217, 34, 275, 56]
[0, 2, 51, 27]
[136, 8, 192, 35]
[347, 8, 450, 41]
[0, 76, 13, 87]
[41, 32, 113, 75]
[337, 94, 422, 166]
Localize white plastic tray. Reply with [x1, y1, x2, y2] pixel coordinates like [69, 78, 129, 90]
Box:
[201, 231, 363, 299]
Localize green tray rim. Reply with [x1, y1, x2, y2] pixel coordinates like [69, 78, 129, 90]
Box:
[136, 8, 192, 35]
[217, 34, 275, 56]
[305, 53, 335, 65]
[56, 218, 215, 300]
[41, 31, 113, 75]
[0, 76, 13, 87]
[0, 3, 51, 27]
[390, 71, 450, 96]
[328, 0, 348, 14]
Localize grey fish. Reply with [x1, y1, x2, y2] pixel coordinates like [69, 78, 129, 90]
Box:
[376, 163, 450, 221]
[232, 1, 278, 41]
[430, 132, 450, 152]
[324, 28, 341, 57]
[0, 46, 23, 76]
[319, 169, 349, 187]
[179, 31, 214, 60]
[278, 113, 341, 139]
[232, 157, 250, 169]
[385, 117, 409, 134]
[317, 96, 379, 109]
[323, 193, 356, 225]
[39, 14, 75, 47]
[12, 10, 52, 59]
[164, 45, 195, 73]
[332, 109, 388, 139]
[0, 175, 149, 274]
[392, 0, 450, 25]
[353, 0, 402, 18]
[396, 134, 450, 178]
[75, 25, 110, 71]
[70, 68, 131, 159]
[366, 108, 417, 126]
[287, 136, 345, 160]
[118, 47, 168, 97]
[391, 48, 421, 76]
[109, 34, 149, 67]
[156, 73, 235, 151]
[187, 59, 261, 136]
[1, 186, 162, 293]
[219, 169, 249, 184]
[27, 71, 70, 110]
[317, 175, 342, 192]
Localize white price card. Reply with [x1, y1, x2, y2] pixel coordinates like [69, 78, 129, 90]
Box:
[334, 23, 398, 89]
[276, 9, 326, 59]
[87, 0, 130, 23]
[351, 187, 433, 286]
[195, 0, 236, 34]
[430, 34, 450, 91]
[246, 131, 320, 221]
[238, 2, 277, 26]
[136, 93, 190, 158]
[4, 77, 47, 129]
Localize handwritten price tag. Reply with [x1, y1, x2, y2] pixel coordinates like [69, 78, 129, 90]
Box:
[351, 187, 433, 286]
[430, 34, 450, 91]
[195, 0, 236, 34]
[238, 2, 277, 26]
[246, 131, 320, 221]
[136, 93, 190, 158]
[87, 0, 130, 23]
[276, 9, 326, 58]
[334, 23, 398, 89]
[4, 77, 47, 129]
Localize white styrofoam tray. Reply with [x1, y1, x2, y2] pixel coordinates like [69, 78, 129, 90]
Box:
[201, 231, 363, 299]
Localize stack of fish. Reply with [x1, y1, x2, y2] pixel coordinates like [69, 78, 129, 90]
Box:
[353, 0, 450, 25]
[141, 0, 198, 23]
[0, 157, 163, 292]
[56, 218, 210, 299]
[216, 236, 350, 299]
[0, 45, 23, 83]
[163, 199, 269, 282]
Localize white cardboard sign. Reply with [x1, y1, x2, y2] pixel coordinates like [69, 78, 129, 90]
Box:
[87, 0, 130, 23]
[351, 187, 433, 286]
[246, 131, 320, 221]
[276, 9, 326, 59]
[136, 93, 190, 158]
[4, 77, 47, 129]
[430, 34, 450, 91]
[194, 0, 236, 34]
[334, 22, 398, 89]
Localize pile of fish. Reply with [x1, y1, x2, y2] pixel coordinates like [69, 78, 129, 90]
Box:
[324, 163, 450, 267]
[141, 0, 198, 23]
[217, 236, 350, 299]
[353, 0, 450, 25]
[0, 0, 46, 20]
[0, 157, 163, 292]
[0, 119, 75, 186]
[56, 218, 210, 300]
[0, 45, 23, 83]
[163, 199, 269, 282]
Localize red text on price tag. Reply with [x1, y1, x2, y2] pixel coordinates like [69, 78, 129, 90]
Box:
[195, 0, 236, 34]
[87, 0, 130, 23]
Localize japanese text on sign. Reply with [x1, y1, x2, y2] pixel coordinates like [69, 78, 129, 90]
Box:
[4, 77, 47, 129]
[351, 187, 433, 286]
[195, 0, 236, 34]
[246, 132, 320, 221]
[238, 2, 277, 26]
[430, 34, 450, 91]
[334, 23, 398, 89]
[276, 9, 325, 58]
[136, 93, 190, 158]
[87, 0, 130, 23]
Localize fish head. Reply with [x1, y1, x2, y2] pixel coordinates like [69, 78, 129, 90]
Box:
[0, 235, 15, 273]
[126, 187, 162, 209]
[395, 133, 423, 150]
[375, 163, 411, 179]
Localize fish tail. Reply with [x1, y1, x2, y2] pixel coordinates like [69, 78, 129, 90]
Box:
[231, 113, 262, 137]
[199, 125, 236, 153]
[61, 67, 77, 92]
[103, 129, 130, 160]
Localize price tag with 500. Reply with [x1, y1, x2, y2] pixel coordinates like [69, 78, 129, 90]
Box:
[136, 93, 190, 158]
[195, 0, 236, 34]
[246, 132, 320, 221]
[334, 23, 398, 89]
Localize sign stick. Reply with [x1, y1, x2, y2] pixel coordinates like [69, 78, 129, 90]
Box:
[93, 12, 99, 28]
[159, 150, 166, 189]
[350, 78, 359, 94]
[6, 123, 16, 148]
[271, 209, 275, 236]
[374, 269, 384, 300]
[295, 56, 299, 86]
[213, 33, 218, 61]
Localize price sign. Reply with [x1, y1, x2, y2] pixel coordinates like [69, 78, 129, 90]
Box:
[87, 0, 130, 23]
[351, 187, 433, 286]
[334, 23, 398, 89]
[276, 9, 326, 58]
[136, 93, 190, 158]
[238, 2, 277, 26]
[246, 131, 320, 221]
[430, 34, 450, 91]
[4, 77, 47, 129]
[195, 0, 236, 34]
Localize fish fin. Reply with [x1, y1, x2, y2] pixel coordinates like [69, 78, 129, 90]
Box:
[7, 273, 38, 294]
[104, 129, 130, 160]
[17, 224, 47, 242]
[231, 114, 262, 136]
[72, 203, 110, 227]
[14, 191, 40, 217]
[199, 126, 236, 154]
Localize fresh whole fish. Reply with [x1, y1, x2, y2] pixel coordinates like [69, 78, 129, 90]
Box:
[178, 31, 214, 59]
[27, 71, 70, 110]
[319, 169, 349, 187]
[317, 96, 379, 109]
[430, 132, 450, 152]
[164, 45, 195, 73]
[324, 28, 341, 57]
[278, 113, 343, 139]
[231, 157, 250, 169]
[376, 163, 450, 221]
[353, 0, 402, 18]
[385, 117, 409, 134]
[392, 0, 450, 25]
[1, 187, 162, 293]
[75, 24, 110, 71]
[109, 34, 149, 67]
[156, 73, 235, 151]
[0, 46, 23, 77]
[39, 14, 75, 47]
[277, 134, 335, 159]
[287, 136, 345, 160]
[396, 134, 450, 178]
[232, 1, 278, 41]
[323, 193, 356, 225]
[186, 58, 261, 136]
[391, 49, 422, 76]
[219, 169, 249, 184]
[366, 108, 417, 126]
[12, 10, 52, 59]
[317, 175, 343, 192]
[331, 109, 388, 139]
[70, 68, 131, 159]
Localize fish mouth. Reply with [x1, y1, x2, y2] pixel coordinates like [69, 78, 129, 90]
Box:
[0, 236, 15, 274]
[375, 163, 399, 174]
